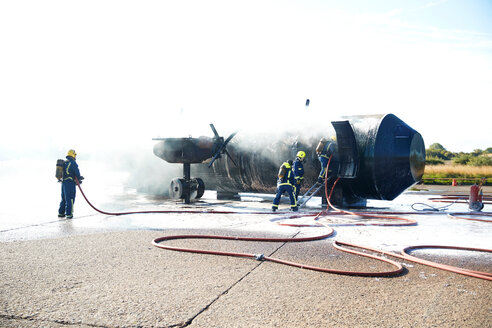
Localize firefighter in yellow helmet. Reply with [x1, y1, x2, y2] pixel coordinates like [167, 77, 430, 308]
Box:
[58, 149, 84, 219]
[272, 160, 298, 212]
[316, 136, 336, 183]
[316, 136, 338, 208]
[293, 150, 306, 200]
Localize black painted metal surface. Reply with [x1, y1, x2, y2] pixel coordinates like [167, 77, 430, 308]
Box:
[341, 114, 425, 201]
[155, 113, 425, 204]
[153, 137, 215, 164]
[331, 120, 359, 178]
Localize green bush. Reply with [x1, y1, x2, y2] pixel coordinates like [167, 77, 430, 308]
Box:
[429, 143, 445, 150]
[426, 143, 492, 166]
[425, 156, 444, 165]
[471, 149, 484, 157]
[453, 154, 471, 165]
[426, 149, 453, 160]
[468, 156, 492, 166]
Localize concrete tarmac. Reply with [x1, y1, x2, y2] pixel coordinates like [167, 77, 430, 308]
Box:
[1, 229, 491, 327]
[1, 185, 491, 327]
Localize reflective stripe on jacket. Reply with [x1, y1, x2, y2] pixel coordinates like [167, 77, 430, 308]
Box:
[63, 157, 81, 182]
[319, 142, 334, 159]
[293, 158, 304, 183]
[277, 162, 294, 186]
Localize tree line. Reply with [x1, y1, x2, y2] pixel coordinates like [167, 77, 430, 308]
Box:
[426, 143, 492, 166]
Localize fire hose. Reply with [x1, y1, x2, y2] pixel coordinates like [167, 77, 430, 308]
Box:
[75, 171, 492, 280]
[152, 233, 404, 277]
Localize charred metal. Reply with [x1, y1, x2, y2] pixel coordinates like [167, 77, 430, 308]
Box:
[153, 114, 425, 206]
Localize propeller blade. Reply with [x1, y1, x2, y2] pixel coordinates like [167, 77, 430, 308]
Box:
[207, 127, 238, 168]
[222, 131, 238, 149]
[215, 131, 237, 156]
[209, 124, 220, 139]
[208, 151, 222, 168]
[224, 149, 238, 167]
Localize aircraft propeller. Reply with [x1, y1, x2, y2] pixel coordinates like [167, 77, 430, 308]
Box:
[208, 123, 238, 168]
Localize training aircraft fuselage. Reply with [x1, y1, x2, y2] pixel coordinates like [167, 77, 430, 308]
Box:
[153, 114, 426, 205]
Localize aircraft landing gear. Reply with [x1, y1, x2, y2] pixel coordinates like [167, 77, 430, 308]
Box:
[169, 163, 205, 204]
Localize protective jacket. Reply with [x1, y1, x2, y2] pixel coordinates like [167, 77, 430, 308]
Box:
[277, 161, 295, 186]
[62, 156, 82, 182]
[273, 161, 297, 211]
[293, 158, 304, 182]
[58, 156, 82, 217]
[318, 140, 336, 181]
[318, 140, 335, 159]
[293, 157, 304, 198]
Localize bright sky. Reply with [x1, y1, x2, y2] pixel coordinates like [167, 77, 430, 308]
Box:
[1, 0, 491, 159]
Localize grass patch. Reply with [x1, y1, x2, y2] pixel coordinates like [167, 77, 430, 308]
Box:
[422, 165, 492, 185]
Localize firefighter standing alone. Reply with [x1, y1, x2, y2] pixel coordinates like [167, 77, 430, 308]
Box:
[58, 149, 84, 219]
[272, 160, 298, 212]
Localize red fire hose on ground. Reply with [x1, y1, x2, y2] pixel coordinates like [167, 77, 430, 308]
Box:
[75, 177, 406, 277]
[152, 232, 404, 277]
[75, 171, 492, 280]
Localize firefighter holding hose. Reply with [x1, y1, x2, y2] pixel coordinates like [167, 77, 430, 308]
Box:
[272, 160, 298, 212]
[57, 149, 84, 219]
[317, 136, 336, 183]
[316, 136, 339, 208]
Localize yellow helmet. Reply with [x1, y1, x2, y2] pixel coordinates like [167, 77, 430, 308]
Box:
[330, 135, 337, 141]
[67, 149, 77, 159]
[296, 151, 306, 159]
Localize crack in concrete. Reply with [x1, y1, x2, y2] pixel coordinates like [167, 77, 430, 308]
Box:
[0, 313, 109, 327]
[180, 231, 301, 327]
[1, 231, 300, 328]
